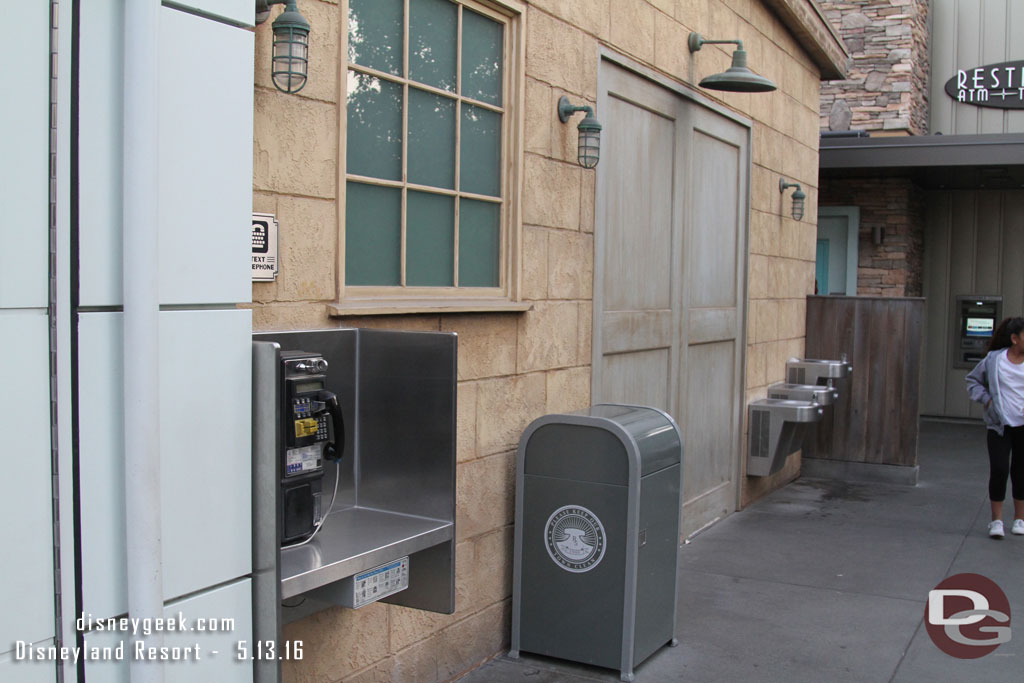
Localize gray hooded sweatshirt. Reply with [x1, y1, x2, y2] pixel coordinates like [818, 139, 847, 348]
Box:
[965, 349, 1013, 436]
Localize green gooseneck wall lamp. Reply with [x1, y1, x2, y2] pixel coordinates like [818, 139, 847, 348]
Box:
[688, 33, 777, 93]
[256, 0, 311, 94]
[779, 179, 806, 221]
[558, 96, 602, 169]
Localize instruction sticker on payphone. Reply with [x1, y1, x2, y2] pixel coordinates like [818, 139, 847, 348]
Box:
[280, 351, 345, 546]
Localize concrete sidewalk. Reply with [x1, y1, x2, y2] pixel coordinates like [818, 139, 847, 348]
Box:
[460, 420, 1023, 683]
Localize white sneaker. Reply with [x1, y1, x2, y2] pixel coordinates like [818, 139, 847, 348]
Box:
[1012, 519, 1024, 535]
[989, 520, 1005, 538]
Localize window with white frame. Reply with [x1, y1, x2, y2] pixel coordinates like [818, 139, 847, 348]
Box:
[341, 0, 522, 308]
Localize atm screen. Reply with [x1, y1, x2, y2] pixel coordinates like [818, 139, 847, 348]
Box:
[966, 317, 994, 337]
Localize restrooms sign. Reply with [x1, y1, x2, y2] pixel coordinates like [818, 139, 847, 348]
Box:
[944, 60, 1024, 108]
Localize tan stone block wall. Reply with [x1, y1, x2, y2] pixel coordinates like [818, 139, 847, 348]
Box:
[253, 1, 827, 680]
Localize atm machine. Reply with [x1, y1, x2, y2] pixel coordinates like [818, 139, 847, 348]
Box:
[953, 296, 1001, 369]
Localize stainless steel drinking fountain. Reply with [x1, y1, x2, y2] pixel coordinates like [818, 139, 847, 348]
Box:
[767, 382, 838, 405]
[746, 356, 853, 477]
[785, 357, 853, 389]
[746, 398, 824, 477]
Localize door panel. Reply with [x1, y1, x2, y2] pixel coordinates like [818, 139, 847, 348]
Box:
[593, 64, 682, 418]
[678, 106, 747, 532]
[687, 130, 740, 308]
[687, 308, 738, 345]
[683, 341, 737, 500]
[602, 96, 675, 312]
[601, 349, 672, 410]
[594, 61, 748, 536]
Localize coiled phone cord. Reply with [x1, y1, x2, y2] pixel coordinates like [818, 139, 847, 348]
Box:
[282, 463, 340, 549]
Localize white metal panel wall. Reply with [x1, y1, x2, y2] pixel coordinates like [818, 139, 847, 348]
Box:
[83, 579, 253, 683]
[78, 312, 128, 621]
[0, 312, 56, 651]
[79, 310, 252, 620]
[0, 0, 49, 308]
[0, 651, 58, 683]
[930, 0, 1024, 134]
[158, 9, 254, 305]
[79, 5, 254, 306]
[0, 0, 56, 669]
[159, 309, 252, 599]
[72, 6, 254, 678]
[78, 0, 124, 306]
[168, 0, 254, 26]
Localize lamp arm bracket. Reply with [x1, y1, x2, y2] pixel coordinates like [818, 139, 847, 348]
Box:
[557, 95, 593, 123]
[256, 0, 297, 25]
[688, 33, 743, 53]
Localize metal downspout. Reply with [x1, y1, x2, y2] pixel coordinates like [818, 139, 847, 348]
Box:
[123, 1, 163, 681]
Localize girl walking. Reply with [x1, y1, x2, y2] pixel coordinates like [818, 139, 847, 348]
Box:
[966, 317, 1024, 538]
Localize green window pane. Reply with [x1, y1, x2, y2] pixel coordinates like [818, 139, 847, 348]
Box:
[460, 104, 502, 197]
[407, 191, 455, 287]
[347, 72, 402, 181]
[408, 88, 455, 189]
[346, 182, 401, 286]
[459, 199, 500, 287]
[409, 0, 457, 92]
[461, 9, 503, 105]
[347, 0, 403, 76]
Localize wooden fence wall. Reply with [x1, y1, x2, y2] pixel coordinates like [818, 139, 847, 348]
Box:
[805, 296, 925, 467]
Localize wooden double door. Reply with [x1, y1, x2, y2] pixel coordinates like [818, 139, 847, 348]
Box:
[592, 61, 750, 537]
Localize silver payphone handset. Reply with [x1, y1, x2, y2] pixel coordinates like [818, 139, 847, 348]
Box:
[280, 351, 345, 546]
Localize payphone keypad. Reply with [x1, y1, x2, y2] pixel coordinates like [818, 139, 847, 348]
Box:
[316, 413, 328, 441]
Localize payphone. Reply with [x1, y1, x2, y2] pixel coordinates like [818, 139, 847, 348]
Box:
[279, 351, 345, 545]
[953, 296, 1002, 369]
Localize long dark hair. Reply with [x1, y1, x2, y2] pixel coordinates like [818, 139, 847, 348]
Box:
[989, 317, 1024, 352]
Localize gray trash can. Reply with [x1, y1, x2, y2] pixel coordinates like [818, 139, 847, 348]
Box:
[509, 404, 684, 682]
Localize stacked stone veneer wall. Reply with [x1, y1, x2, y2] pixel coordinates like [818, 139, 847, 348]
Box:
[819, 177, 925, 296]
[819, 0, 929, 134]
[249, 1, 827, 681]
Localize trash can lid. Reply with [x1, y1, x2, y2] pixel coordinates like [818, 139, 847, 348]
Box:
[520, 404, 682, 484]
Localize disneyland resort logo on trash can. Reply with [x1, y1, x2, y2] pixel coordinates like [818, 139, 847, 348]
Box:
[545, 505, 606, 573]
[926, 573, 1011, 658]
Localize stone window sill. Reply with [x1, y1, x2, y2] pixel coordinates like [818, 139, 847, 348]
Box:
[326, 298, 533, 317]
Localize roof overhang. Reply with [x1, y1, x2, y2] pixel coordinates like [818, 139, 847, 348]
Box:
[762, 0, 849, 80]
[820, 133, 1024, 189]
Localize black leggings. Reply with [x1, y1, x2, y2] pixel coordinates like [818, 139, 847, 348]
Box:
[987, 425, 1024, 501]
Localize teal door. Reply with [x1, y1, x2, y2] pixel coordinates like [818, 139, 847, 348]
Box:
[816, 212, 858, 295]
[816, 239, 830, 294]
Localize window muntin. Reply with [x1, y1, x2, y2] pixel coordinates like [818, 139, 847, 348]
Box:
[344, 0, 511, 294]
